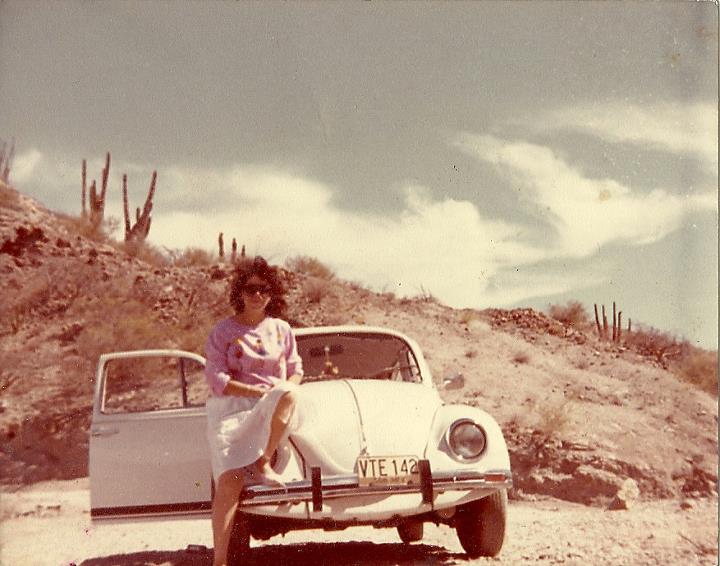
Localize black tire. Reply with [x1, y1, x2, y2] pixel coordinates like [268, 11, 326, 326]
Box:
[397, 520, 424, 543]
[226, 511, 251, 566]
[455, 489, 507, 558]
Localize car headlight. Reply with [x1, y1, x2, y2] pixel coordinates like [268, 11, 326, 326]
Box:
[447, 419, 487, 461]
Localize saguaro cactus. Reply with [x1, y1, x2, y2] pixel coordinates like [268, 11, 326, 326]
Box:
[88, 152, 111, 227]
[123, 170, 157, 242]
[218, 232, 225, 259]
[0, 138, 15, 183]
[81, 160, 87, 217]
[594, 302, 630, 343]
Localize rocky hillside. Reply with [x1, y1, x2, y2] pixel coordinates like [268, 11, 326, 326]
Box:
[0, 181, 716, 508]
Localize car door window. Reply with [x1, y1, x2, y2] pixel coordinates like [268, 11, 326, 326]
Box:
[103, 356, 207, 414]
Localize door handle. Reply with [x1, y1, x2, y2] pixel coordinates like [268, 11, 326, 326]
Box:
[91, 426, 119, 437]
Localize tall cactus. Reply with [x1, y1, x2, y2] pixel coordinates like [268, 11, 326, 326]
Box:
[123, 170, 157, 242]
[81, 160, 87, 217]
[88, 152, 110, 227]
[0, 138, 14, 183]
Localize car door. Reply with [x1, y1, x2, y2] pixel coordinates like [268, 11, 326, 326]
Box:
[89, 350, 212, 520]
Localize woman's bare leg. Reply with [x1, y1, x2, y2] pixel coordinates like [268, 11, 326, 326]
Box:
[212, 469, 245, 566]
[257, 391, 297, 481]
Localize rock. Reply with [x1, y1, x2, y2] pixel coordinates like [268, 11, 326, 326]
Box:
[680, 465, 718, 497]
[209, 265, 226, 280]
[56, 322, 84, 344]
[680, 499, 696, 510]
[608, 478, 640, 510]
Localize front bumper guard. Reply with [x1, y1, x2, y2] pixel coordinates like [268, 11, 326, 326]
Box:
[240, 460, 512, 509]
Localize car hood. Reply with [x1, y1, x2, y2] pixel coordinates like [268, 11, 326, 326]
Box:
[290, 380, 442, 475]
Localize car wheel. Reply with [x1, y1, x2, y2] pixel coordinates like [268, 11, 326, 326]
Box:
[226, 511, 251, 565]
[455, 489, 507, 558]
[397, 519, 424, 543]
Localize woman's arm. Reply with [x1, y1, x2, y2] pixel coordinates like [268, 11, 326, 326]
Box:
[284, 324, 304, 384]
[221, 380, 268, 398]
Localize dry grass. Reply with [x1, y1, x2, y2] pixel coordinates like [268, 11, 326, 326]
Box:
[512, 350, 531, 364]
[622, 325, 716, 395]
[0, 278, 52, 334]
[285, 255, 335, 280]
[0, 260, 102, 334]
[118, 239, 169, 267]
[0, 183, 21, 210]
[506, 395, 574, 440]
[674, 349, 717, 395]
[536, 397, 574, 439]
[303, 277, 331, 303]
[458, 309, 479, 325]
[57, 214, 119, 244]
[171, 247, 215, 268]
[624, 326, 683, 362]
[548, 301, 588, 327]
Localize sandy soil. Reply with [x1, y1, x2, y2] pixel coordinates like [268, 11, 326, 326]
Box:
[1, 479, 716, 566]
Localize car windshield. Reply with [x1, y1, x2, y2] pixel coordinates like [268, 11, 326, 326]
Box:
[297, 332, 422, 383]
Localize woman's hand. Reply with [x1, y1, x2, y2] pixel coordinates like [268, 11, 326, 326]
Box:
[222, 381, 268, 398]
[287, 373, 303, 385]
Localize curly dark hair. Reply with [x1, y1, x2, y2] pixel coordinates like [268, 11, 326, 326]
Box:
[229, 256, 287, 317]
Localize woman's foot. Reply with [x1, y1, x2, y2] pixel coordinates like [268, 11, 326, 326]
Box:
[255, 459, 286, 488]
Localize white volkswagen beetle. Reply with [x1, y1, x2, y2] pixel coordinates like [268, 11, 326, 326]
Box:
[89, 326, 511, 561]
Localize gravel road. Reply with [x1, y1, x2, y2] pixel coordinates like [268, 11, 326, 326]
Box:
[1, 479, 716, 566]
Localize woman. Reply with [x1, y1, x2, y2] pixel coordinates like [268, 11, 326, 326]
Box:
[204, 256, 303, 566]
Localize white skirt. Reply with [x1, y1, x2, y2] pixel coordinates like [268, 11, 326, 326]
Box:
[206, 381, 301, 481]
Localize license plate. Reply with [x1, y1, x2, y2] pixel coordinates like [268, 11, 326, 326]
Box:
[357, 455, 420, 486]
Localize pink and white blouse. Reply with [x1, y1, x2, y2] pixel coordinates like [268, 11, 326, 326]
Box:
[204, 316, 303, 397]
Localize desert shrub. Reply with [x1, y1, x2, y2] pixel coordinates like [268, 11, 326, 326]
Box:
[465, 349, 478, 359]
[574, 357, 590, 370]
[172, 247, 214, 268]
[548, 301, 588, 326]
[512, 350, 530, 364]
[57, 214, 119, 244]
[119, 239, 170, 267]
[303, 277, 330, 303]
[0, 183, 21, 210]
[285, 255, 335, 280]
[674, 349, 718, 395]
[536, 397, 574, 439]
[0, 287, 45, 334]
[624, 325, 683, 363]
[458, 309, 479, 325]
[75, 296, 173, 368]
[0, 260, 93, 333]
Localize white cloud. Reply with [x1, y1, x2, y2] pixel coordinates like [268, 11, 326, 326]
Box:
[455, 133, 716, 258]
[10, 149, 43, 184]
[539, 101, 718, 172]
[12, 139, 716, 314]
[148, 166, 544, 308]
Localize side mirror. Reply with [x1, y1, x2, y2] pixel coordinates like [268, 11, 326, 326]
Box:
[442, 372, 465, 390]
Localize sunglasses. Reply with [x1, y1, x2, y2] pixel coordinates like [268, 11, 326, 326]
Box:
[242, 284, 273, 296]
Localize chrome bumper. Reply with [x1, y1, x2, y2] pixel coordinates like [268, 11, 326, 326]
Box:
[239, 465, 512, 508]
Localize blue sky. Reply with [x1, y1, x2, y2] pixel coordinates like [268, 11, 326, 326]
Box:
[1, 2, 717, 347]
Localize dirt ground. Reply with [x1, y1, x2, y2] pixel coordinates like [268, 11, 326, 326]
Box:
[1, 479, 716, 566]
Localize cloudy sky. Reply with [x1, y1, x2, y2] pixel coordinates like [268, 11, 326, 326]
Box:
[1, 2, 717, 348]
